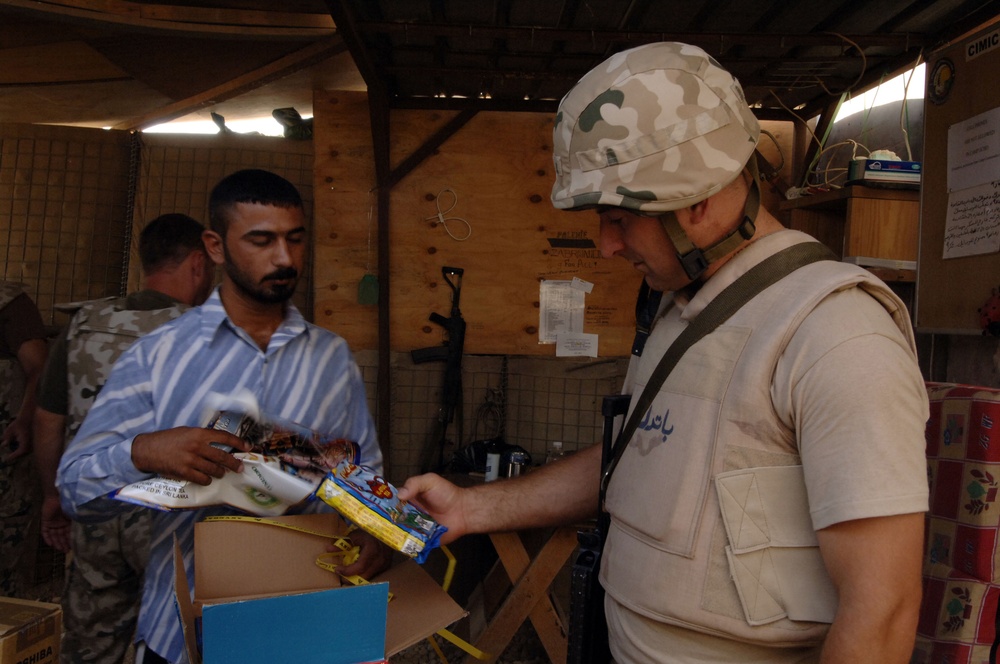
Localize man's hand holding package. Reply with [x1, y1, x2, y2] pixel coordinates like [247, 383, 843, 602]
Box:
[131, 427, 250, 485]
[335, 529, 393, 580]
[398, 473, 467, 545]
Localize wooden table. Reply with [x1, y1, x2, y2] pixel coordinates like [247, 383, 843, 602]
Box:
[466, 526, 579, 664]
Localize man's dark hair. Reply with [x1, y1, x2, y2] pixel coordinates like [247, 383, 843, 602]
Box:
[208, 169, 303, 235]
[139, 213, 206, 273]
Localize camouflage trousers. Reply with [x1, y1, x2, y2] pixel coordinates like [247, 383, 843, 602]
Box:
[62, 506, 150, 664]
[0, 454, 41, 598]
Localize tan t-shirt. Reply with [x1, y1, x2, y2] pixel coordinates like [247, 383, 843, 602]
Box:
[608, 601, 821, 663]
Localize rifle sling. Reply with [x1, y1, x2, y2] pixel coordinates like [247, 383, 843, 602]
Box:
[598, 241, 836, 504]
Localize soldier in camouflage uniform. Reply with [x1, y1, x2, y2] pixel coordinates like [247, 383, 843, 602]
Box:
[0, 282, 48, 598]
[34, 213, 214, 664]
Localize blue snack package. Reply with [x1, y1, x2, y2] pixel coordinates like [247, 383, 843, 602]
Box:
[315, 461, 447, 563]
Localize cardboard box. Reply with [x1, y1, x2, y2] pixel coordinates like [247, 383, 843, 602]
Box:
[175, 513, 466, 664]
[0, 598, 61, 664]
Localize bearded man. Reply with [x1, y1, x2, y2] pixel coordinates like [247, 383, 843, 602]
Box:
[57, 169, 390, 664]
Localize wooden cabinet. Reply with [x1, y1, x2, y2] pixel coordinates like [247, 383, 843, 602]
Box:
[778, 185, 919, 283]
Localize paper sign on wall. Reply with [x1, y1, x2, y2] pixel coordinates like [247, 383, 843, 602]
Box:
[944, 105, 1000, 259]
[539, 280, 584, 344]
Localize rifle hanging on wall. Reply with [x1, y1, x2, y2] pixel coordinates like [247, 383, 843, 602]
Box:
[411, 266, 466, 472]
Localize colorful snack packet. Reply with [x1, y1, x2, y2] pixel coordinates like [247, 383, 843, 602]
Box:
[316, 461, 447, 563]
[112, 410, 359, 516]
[209, 410, 359, 484]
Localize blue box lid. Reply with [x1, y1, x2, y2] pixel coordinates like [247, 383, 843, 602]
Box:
[201, 583, 389, 664]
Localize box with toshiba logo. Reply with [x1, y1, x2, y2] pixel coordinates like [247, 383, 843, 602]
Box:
[0, 598, 60, 664]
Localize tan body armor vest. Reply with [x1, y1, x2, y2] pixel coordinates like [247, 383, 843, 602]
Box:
[65, 297, 187, 439]
[602, 249, 916, 647]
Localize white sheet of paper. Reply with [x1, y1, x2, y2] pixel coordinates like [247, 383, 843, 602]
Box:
[948, 106, 1000, 192]
[539, 280, 585, 344]
[556, 333, 598, 357]
[943, 180, 1000, 258]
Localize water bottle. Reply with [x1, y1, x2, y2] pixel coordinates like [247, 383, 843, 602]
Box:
[484, 438, 503, 482]
[544, 440, 566, 464]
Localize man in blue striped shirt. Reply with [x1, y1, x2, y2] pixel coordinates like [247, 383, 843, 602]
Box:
[57, 169, 390, 664]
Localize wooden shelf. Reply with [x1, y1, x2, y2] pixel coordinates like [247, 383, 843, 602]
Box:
[779, 185, 920, 281]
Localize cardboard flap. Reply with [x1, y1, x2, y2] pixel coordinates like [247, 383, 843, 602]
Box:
[377, 560, 468, 657]
[194, 514, 345, 600]
[0, 597, 60, 636]
[173, 536, 201, 664]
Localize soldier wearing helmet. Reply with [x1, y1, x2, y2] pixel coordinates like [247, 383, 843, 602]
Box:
[401, 42, 928, 663]
[551, 41, 763, 285]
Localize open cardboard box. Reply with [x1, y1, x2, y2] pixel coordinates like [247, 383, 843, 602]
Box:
[174, 513, 466, 664]
[0, 597, 61, 664]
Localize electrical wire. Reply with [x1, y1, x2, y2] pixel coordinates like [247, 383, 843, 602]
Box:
[810, 139, 872, 187]
[759, 128, 786, 173]
[471, 387, 504, 441]
[425, 187, 472, 241]
[775, 32, 867, 190]
[816, 32, 869, 97]
[770, 89, 824, 154]
[769, 89, 833, 189]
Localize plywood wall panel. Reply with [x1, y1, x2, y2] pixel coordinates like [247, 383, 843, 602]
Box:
[312, 89, 643, 356]
[312, 90, 380, 351]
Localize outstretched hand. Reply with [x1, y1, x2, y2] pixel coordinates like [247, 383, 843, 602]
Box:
[397, 473, 468, 544]
[131, 427, 250, 485]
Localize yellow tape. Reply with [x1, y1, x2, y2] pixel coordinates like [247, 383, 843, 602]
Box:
[440, 545, 456, 594]
[428, 633, 449, 663]
[203, 515, 335, 539]
[315, 549, 359, 574]
[420, 546, 485, 660]
[435, 628, 490, 660]
[315, 549, 398, 601]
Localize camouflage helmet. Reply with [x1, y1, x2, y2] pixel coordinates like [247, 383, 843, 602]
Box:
[551, 42, 760, 213]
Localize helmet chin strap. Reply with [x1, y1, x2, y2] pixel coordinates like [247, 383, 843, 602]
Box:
[662, 155, 762, 281]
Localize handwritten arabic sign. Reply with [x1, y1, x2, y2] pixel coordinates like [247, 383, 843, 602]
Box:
[943, 180, 1000, 259]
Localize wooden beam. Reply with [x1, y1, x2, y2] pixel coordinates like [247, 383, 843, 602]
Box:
[0, 41, 127, 85]
[371, 97, 392, 470]
[0, 0, 335, 37]
[325, 0, 395, 462]
[356, 22, 925, 50]
[386, 109, 478, 189]
[111, 36, 346, 131]
[323, 0, 387, 100]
